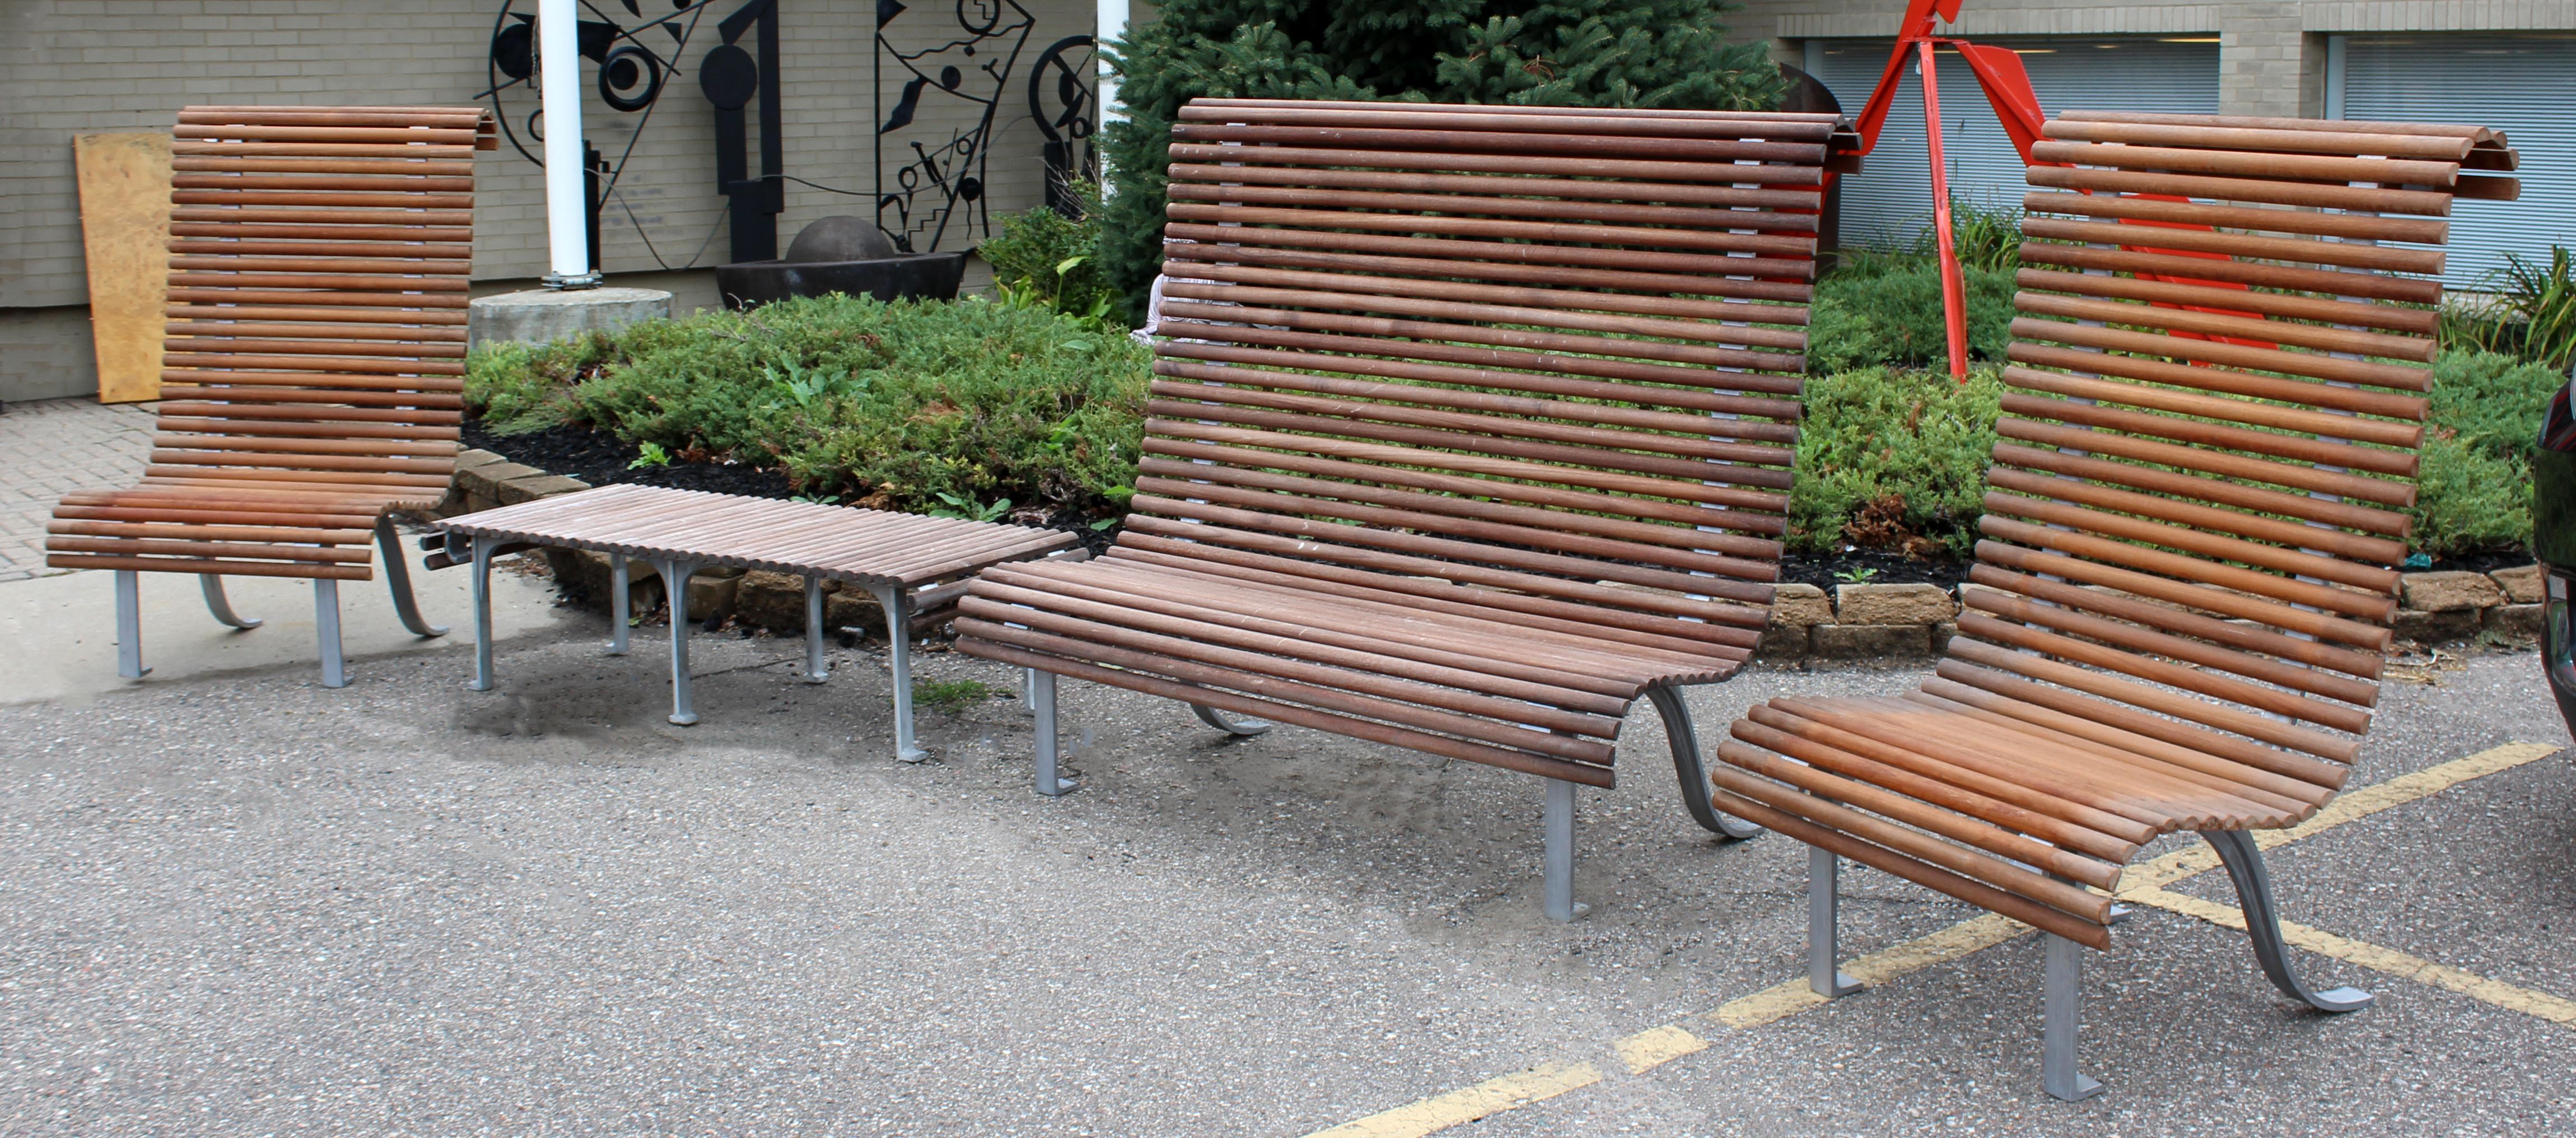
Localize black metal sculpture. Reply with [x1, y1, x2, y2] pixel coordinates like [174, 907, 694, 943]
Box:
[479, 0, 1098, 267]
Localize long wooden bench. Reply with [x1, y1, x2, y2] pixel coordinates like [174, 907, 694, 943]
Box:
[957, 98, 1859, 919]
[1706, 111, 2524, 1099]
[48, 105, 495, 686]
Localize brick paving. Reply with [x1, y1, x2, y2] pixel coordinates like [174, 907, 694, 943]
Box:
[0, 397, 157, 583]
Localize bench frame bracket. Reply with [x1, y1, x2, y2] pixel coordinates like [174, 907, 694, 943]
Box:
[2202, 829, 2376, 1013]
[2044, 932, 2104, 1101]
[200, 575, 262, 630]
[376, 517, 446, 639]
[1646, 685, 1761, 839]
[1191, 703, 1272, 736]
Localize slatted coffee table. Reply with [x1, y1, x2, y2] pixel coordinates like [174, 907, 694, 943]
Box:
[435, 483, 1081, 759]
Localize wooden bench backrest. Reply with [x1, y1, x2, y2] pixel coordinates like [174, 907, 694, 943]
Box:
[1954, 111, 2523, 809]
[150, 105, 496, 503]
[1135, 98, 1855, 662]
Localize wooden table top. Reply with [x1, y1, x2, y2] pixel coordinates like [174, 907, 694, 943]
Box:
[440, 483, 1081, 589]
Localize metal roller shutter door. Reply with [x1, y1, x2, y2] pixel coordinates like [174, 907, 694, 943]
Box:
[2337, 34, 2576, 289]
[1810, 36, 2220, 249]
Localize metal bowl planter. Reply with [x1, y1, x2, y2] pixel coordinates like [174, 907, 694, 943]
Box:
[715, 215, 967, 309]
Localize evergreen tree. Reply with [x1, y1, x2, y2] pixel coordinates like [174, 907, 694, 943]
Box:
[1095, 0, 1786, 324]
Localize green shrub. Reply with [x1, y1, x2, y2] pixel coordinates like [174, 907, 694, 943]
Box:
[1098, 0, 1786, 325]
[1790, 366, 2004, 558]
[1806, 254, 2017, 374]
[464, 332, 614, 435]
[464, 293, 1151, 520]
[2409, 349, 2564, 557]
[978, 181, 1123, 323]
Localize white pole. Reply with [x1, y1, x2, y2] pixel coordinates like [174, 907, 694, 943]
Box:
[1096, 0, 1127, 125]
[539, 0, 599, 287]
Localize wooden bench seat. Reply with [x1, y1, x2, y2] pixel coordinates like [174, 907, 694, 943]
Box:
[46, 105, 495, 685]
[1707, 110, 2525, 1100]
[958, 98, 1860, 919]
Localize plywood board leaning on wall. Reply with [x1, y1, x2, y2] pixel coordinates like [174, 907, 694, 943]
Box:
[74, 133, 173, 404]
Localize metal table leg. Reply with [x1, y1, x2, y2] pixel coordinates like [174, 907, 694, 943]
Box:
[606, 552, 630, 655]
[468, 536, 497, 692]
[1543, 778, 1586, 922]
[869, 585, 925, 762]
[800, 575, 830, 683]
[652, 558, 699, 726]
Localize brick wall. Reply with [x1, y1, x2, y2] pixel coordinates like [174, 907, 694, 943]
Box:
[1, 0, 1089, 399]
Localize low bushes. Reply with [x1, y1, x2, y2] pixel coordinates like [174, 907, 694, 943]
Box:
[1789, 366, 2002, 559]
[1789, 353, 2556, 562]
[1805, 254, 2017, 374]
[464, 293, 1151, 522]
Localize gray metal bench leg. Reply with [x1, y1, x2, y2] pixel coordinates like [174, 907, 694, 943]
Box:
[114, 570, 150, 679]
[200, 575, 262, 629]
[1191, 702, 1271, 735]
[1808, 846, 1863, 997]
[2202, 829, 2374, 1013]
[314, 578, 346, 688]
[868, 585, 925, 762]
[375, 516, 445, 637]
[468, 537, 497, 691]
[2043, 933, 2104, 1101]
[799, 575, 830, 683]
[652, 558, 699, 726]
[1543, 778, 1586, 922]
[606, 553, 630, 655]
[1029, 668, 1077, 796]
[1646, 685, 1760, 839]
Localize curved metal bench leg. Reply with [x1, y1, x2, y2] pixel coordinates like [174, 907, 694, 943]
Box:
[1190, 702, 1271, 736]
[114, 570, 151, 679]
[200, 575, 262, 629]
[2202, 829, 2375, 1013]
[1644, 685, 1760, 839]
[375, 517, 446, 638]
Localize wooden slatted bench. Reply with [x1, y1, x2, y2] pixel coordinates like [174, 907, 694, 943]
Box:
[956, 98, 1859, 920]
[46, 105, 496, 687]
[433, 483, 1083, 760]
[1706, 110, 2525, 1099]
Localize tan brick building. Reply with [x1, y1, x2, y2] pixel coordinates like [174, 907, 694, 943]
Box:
[2, 0, 1096, 402]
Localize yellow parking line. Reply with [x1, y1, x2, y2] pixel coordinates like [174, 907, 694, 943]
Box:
[1613, 1024, 1710, 1073]
[1303, 1061, 1603, 1138]
[1709, 913, 2028, 1030]
[2127, 885, 2576, 1028]
[1299, 741, 2564, 1137]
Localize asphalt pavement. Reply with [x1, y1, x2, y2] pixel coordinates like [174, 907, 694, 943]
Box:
[1, 586, 2569, 1136]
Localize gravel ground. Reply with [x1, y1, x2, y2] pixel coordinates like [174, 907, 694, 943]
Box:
[1, 607, 2569, 1136]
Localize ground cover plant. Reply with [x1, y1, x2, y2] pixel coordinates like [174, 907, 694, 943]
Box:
[464, 293, 1151, 525]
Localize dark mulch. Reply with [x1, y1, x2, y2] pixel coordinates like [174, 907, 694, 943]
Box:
[464, 421, 794, 499]
[1778, 547, 1971, 591]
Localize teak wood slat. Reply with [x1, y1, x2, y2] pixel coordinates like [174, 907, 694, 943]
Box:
[956, 98, 1854, 916]
[47, 105, 497, 685]
[1709, 110, 2527, 1100]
